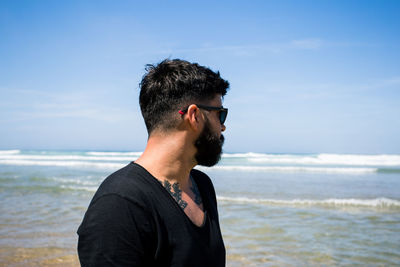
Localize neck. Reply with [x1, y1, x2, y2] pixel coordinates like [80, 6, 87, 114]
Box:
[135, 131, 196, 188]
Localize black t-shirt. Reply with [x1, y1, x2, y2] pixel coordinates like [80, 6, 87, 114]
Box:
[77, 162, 225, 267]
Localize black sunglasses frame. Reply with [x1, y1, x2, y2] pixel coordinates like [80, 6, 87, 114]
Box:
[179, 104, 228, 124]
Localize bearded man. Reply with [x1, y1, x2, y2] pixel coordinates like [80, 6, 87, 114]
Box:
[78, 59, 229, 267]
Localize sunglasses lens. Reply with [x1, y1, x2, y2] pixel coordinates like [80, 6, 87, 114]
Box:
[219, 110, 227, 124]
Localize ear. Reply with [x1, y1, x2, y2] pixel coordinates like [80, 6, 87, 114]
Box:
[186, 104, 201, 131]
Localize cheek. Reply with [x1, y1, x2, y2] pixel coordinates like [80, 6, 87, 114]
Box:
[211, 114, 221, 128]
[211, 122, 221, 135]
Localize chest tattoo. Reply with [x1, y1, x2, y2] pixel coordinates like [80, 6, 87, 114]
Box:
[161, 180, 188, 210]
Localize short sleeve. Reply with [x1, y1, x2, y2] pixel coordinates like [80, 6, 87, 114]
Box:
[77, 194, 155, 266]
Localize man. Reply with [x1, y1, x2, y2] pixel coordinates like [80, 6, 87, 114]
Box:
[77, 59, 229, 266]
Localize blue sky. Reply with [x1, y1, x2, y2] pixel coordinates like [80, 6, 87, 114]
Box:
[1, 0, 399, 153]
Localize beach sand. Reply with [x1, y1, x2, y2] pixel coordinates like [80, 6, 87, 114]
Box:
[0, 247, 79, 267]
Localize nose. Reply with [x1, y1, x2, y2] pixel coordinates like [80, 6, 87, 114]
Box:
[221, 124, 226, 132]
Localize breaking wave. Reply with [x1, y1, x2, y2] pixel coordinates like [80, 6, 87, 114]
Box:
[86, 151, 142, 156]
[0, 150, 20, 155]
[217, 196, 400, 209]
[1, 150, 399, 174]
[0, 159, 125, 169]
[205, 165, 377, 174]
[244, 153, 400, 167]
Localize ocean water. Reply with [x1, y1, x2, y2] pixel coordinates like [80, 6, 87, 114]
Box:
[0, 150, 399, 266]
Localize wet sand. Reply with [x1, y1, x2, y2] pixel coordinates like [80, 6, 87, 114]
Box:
[0, 247, 79, 267]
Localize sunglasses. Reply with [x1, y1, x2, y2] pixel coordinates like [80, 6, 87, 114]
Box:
[179, 104, 228, 124]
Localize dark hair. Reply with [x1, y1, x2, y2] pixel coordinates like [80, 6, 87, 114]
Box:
[139, 59, 229, 134]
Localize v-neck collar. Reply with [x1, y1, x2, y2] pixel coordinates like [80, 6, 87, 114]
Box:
[131, 162, 208, 229]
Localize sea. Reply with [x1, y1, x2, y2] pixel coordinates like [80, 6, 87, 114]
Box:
[0, 149, 399, 266]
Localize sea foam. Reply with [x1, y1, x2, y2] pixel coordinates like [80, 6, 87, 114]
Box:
[217, 196, 400, 209]
[246, 153, 400, 166]
[200, 165, 377, 174]
[0, 154, 136, 161]
[0, 150, 20, 155]
[0, 160, 379, 173]
[1, 151, 399, 174]
[86, 151, 142, 156]
[0, 159, 125, 169]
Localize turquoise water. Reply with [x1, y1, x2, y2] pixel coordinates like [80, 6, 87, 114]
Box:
[1, 150, 400, 266]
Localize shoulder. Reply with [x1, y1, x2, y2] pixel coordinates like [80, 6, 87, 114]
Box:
[191, 169, 214, 189]
[191, 168, 217, 202]
[79, 163, 158, 236]
[91, 162, 158, 206]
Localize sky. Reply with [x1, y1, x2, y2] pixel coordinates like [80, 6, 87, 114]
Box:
[1, 0, 399, 154]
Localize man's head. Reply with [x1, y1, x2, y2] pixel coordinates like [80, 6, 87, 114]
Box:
[139, 59, 229, 134]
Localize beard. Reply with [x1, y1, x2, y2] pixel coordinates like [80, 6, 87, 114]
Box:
[194, 119, 225, 167]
